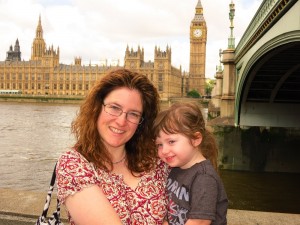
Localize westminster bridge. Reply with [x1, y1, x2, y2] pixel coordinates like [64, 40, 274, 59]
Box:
[210, 0, 300, 128]
[208, 0, 300, 173]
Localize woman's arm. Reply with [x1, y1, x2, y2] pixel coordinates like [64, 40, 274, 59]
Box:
[65, 185, 123, 225]
[185, 219, 211, 225]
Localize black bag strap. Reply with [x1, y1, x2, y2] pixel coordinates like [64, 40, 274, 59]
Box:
[40, 162, 61, 218]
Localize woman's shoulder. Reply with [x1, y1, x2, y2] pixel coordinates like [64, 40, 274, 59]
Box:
[56, 148, 98, 203]
[58, 148, 84, 160]
[152, 158, 170, 178]
[58, 148, 88, 163]
[57, 148, 94, 173]
[156, 158, 169, 168]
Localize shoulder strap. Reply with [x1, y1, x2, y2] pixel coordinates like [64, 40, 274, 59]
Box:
[40, 162, 59, 218]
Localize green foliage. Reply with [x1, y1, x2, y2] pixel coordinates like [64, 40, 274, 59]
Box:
[205, 79, 216, 96]
[187, 89, 201, 98]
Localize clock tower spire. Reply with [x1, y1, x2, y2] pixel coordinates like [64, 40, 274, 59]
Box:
[189, 0, 207, 96]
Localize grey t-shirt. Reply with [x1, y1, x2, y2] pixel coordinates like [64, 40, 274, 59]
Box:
[166, 160, 228, 225]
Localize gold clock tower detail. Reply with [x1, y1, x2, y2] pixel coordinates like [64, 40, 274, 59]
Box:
[189, 0, 207, 96]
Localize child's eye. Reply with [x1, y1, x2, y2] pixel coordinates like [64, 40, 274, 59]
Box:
[168, 140, 175, 144]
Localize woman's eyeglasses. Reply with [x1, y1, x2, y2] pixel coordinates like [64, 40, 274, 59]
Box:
[103, 103, 144, 125]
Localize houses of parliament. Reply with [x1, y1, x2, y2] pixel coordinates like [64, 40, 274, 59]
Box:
[0, 0, 207, 100]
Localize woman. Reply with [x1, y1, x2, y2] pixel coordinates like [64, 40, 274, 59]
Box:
[56, 68, 169, 225]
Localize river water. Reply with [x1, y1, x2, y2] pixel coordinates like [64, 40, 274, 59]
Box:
[0, 102, 299, 214]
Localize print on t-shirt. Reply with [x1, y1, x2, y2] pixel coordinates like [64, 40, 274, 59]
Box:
[166, 178, 190, 224]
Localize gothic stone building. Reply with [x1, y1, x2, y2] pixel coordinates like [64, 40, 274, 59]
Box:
[0, 16, 184, 100]
[0, 0, 207, 99]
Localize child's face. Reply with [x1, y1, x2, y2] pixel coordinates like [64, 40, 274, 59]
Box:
[155, 130, 203, 169]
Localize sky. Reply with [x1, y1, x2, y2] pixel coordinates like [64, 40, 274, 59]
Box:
[0, 0, 261, 79]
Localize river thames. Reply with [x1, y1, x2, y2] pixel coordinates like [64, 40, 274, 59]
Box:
[0, 101, 299, 214]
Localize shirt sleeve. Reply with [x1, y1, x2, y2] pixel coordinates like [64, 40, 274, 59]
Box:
[56, 149, 98, 204]
[156, 159, 171, 181]
[188, 173, 218, 221]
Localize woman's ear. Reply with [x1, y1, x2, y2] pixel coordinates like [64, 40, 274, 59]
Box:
[192, 132, 202, 147]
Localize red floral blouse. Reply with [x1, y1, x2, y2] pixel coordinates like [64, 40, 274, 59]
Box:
[56, 149, 169, 225]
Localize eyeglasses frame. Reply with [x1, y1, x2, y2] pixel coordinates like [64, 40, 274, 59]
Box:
[102, 103, 144, 125]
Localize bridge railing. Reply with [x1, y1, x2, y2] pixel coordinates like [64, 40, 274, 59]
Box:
[235, 0, 278, 54]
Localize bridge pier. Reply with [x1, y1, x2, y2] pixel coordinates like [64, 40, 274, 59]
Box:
[220, 49, 235, 120]
[210, 125, 300, 173]
[208, 48, 236, 126]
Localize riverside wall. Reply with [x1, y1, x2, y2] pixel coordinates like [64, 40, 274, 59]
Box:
[0, 95, 208, 106]
[0, 95, 84, 104]
[0, 188, 300, 225]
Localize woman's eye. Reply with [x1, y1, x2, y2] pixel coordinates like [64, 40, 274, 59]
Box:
[128, 112, 140, 118]
[110, 105, 121, 111]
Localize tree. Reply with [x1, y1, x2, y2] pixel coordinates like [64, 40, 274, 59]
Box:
[187, 89, 201, 98]
[205, 79, 215, 96]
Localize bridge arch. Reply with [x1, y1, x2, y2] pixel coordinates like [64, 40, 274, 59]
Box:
[236, 31, 300, 128]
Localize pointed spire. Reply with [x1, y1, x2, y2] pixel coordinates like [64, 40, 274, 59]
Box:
[36, 14, 43, 39]
[192, 0, 204, 23]
[196, 0, 202, 8]
[31, 15, 46, 60]
[14, 38, 20, 52]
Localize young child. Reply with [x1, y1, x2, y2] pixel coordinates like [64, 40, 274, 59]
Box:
[153, 102, 228, 225]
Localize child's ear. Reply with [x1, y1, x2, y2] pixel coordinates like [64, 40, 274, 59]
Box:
[192, 132, 202, 147]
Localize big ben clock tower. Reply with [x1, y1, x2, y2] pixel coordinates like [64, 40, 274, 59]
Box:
[189, 0, 207, 96]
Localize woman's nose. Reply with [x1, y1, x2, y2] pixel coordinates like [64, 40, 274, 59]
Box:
[116, 112, 127, 125]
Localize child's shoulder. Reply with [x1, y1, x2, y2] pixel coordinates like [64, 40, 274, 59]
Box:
[193, 160, 217, 175]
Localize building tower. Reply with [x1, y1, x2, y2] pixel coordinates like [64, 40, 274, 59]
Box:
[124, 45, 144, 70]
[30, 15, 59, 66]
[31, 15, 46, 61]
[154, 45, 172, 97]
[189, 0, 207, 96]
[6, 39, 21, 61]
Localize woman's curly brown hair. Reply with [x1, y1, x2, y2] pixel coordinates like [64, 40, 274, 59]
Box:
[72, 68, 160, 173]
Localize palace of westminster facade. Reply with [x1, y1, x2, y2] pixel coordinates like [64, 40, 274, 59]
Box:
[0, 0, 207, 100]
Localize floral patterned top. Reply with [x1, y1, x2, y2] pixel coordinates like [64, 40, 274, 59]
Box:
[56, 148, 169, 225]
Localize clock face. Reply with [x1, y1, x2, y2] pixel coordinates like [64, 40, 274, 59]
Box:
[193, 29, 202, 37]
